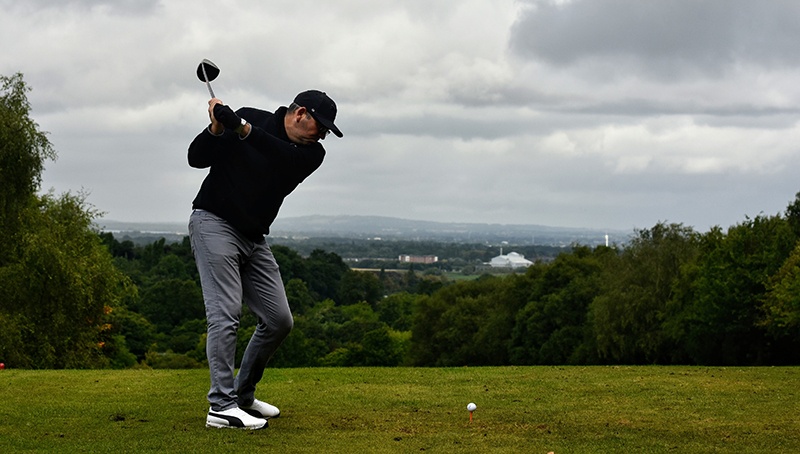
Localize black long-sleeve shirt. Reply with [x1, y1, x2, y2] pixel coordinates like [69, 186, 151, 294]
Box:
[188, 106, 325, 241]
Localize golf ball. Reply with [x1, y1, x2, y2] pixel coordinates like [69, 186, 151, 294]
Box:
[467, 402, 477, 412]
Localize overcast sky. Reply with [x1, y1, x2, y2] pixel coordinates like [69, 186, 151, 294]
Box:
[3, 0, 800, 232]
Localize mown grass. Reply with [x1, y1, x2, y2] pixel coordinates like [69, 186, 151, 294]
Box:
[0, 366, 798, 453]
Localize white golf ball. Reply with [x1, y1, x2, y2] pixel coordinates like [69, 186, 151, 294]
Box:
[467, 402, 477, 412]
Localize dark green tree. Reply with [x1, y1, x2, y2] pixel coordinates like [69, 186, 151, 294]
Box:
[0, 73, 55, 264]
[137, 278, 204, 332]
[510, 245, 610, 365]
[761, 244, 800, 348]
[285, 278, 315, 315]
[376, 292, 418, 331]
[0, 73, 133, 368]
[109, 307, 156, 361]
[0, 192, 135, 368]
[305, 249, 349, 301]
[410, 275, 526, 366]
[676, 214, 796, 365]
[590, 223, 700, 364]
[271, 244, 309, 284]
[339, 270, 384, 306]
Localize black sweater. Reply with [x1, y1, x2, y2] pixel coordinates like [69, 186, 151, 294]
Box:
[188, 106, 325, 241]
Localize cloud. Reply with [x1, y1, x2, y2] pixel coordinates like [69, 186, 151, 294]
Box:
[510, 0, 800, 78]
[3, 0, 160, 15]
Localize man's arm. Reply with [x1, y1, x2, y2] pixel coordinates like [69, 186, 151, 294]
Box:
[188, 128, 226, 168]
[242, 123, 325, 174]
[188, 98, 228, 168]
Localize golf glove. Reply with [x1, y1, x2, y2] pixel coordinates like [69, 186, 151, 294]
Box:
[213, 104, 243, 131]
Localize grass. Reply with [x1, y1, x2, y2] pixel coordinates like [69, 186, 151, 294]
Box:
[1, 366, 798, 453]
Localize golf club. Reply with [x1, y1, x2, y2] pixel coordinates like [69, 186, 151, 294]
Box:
[196, 59, 220, 98]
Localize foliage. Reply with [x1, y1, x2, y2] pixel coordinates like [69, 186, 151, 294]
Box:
[762, 242, 800, 337]
[591, 223, 700, 364]
[0, 73, 133, 369]
[675, 214, 797, 365]
[0, 73, 55, 265]
[0, 192, 135, 368]
[99, 235, 415, 368]
[410, 275, 526, 366]
[510, 245, 611, 365]
[98, 196, 800, 368]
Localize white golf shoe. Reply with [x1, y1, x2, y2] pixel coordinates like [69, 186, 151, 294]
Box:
[240, 399, 281, 419]
[206, 406, 268, 429]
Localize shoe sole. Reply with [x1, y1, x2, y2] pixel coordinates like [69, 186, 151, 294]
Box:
[205, 420, 268, 430]
[206, 413, 268, 430]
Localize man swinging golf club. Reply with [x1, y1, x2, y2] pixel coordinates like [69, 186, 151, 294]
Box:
[188, 72, 343, 429]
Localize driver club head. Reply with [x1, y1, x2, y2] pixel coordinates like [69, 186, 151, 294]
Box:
[196, 59, 220, 98]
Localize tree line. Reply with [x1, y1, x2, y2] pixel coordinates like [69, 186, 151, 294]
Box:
[413, 212, 800, 366]
[98, 201, 800, 368]
[97, 234, 434, 368]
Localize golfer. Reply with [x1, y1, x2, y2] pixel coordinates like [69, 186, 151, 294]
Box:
[188, 90, 343, 429]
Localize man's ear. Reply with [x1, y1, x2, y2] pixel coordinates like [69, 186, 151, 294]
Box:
[293, 106, 307, 121]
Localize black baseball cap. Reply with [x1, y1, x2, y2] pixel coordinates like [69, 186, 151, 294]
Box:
[293, 90, 343, 138]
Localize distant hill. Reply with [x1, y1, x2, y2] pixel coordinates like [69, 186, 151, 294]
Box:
[96, 220, 188, 235]
[269, 215, 627, 246]
[98, 215, 630, 246]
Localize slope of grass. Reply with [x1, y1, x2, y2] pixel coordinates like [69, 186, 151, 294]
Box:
[0, 366, 798, 453]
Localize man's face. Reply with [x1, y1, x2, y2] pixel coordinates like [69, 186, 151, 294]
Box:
[287, 108, 327, 145]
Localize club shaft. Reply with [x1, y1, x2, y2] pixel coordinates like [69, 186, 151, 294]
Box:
[202, 65, 215, 98]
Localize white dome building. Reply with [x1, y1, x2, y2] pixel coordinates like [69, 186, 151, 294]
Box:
[490, 251, 533, 269]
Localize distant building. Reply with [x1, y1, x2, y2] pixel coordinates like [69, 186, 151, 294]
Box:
[490, 251, 533, 269]
[399, 254, 438, 264]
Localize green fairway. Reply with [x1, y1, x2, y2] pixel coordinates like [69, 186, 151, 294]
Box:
[0, 366, 798, 453]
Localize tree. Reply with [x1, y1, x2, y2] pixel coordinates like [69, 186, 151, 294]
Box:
[510, 246, 610, 365]
[138, 278, 204, 332]
[677, 214, 796, 365]
[109, 307, 156, 361]
[0, 192, 135, 368]
[271, 244, 309, 284]
[0, 73, 132, 368]
[410, 275, 525, 366]
[339, 270, 383, 306]
[760, 242, 800, 348]
[590, 223, 700, 364]
[376, 292, 418, 331]
[784, 192, 800, 238]
[285, 278, 315, 315]
[0, 73, 55, 264]
[305, 249, 350, 302]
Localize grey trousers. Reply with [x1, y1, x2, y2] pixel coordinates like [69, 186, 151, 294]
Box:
[189, 210, 293, 411]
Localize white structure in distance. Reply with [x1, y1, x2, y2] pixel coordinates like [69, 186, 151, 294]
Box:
[489, 250, 533, 269]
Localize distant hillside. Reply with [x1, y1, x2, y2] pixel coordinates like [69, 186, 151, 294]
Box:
[270, 215, 626, 246]
[98, 215, 629, 246]
[97, 220, 188, 235]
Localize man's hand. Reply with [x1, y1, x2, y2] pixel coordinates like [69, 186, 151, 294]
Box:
[213, 104, 243, 131]
[208, 98, 224, 135]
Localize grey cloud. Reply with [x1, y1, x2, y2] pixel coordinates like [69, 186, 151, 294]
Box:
[510, 0, 800, 77]
[1, 0, 160, 15]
